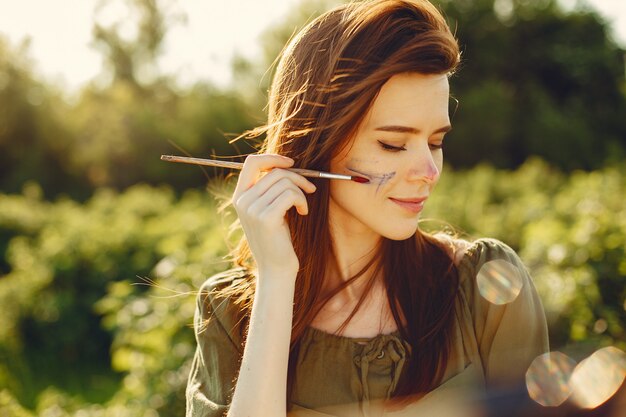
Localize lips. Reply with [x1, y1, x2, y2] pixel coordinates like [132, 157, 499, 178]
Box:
[389, 196, 428, 214]
[390, 197, 428, 204]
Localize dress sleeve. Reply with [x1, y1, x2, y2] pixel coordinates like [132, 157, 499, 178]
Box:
[458, 238, 549, 388]
[186, 273, 247, 417]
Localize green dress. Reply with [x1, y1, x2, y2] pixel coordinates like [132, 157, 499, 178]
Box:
[186, 238, 549, 416]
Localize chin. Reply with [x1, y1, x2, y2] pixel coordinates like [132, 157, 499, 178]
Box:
[381, 225, 419, 241]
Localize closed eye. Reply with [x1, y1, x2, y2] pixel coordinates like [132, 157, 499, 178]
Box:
[379, 140, 444, 151]
[378, 140, 406, 152]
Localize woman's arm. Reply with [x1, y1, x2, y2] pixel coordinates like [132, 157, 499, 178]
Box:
[223, 153, 315, 416]
[227, 272, 296, 417]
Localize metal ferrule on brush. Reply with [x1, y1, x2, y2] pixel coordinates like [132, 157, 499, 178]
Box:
[318, 172, 353, 181]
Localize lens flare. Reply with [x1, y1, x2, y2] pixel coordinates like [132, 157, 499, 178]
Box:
[526, 352, 576, 407]
[570, 346, 626, 409]
[476, 260, 524, 305]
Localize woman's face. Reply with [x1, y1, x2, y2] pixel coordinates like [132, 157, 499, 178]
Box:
[329, 72, 450, 241]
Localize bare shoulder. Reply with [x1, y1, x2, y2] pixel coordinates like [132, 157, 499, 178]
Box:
[431, 233, 473, 266]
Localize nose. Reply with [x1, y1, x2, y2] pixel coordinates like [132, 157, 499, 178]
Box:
[406, 144, 440, 185]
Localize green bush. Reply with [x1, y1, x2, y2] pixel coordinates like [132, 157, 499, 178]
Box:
[0, 181, 237, 413]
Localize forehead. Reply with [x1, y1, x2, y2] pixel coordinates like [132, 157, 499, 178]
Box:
[360, 72, 450, 132]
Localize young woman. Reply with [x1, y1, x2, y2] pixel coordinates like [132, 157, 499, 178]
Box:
[186, 0, 549, 416]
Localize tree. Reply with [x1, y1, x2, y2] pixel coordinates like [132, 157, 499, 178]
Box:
[66, 0, 258, 191]
[439, 0, 626, 170]
[0, 37, 87, 198]
[91, 0, 180, 88]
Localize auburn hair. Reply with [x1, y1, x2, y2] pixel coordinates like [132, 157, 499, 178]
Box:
[214, 0, 461, 411]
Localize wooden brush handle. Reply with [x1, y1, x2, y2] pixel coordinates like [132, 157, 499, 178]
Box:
[160, 155, 322, 178]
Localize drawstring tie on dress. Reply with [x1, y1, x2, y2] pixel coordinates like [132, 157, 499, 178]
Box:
[353, 335, 411, 416]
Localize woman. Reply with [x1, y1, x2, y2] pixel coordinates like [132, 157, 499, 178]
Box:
[186, 0, 549, 416]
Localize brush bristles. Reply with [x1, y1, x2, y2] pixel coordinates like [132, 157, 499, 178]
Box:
[351, 176, 370, 184]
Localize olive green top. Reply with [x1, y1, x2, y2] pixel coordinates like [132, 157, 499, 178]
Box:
[186, 238, 549, 416]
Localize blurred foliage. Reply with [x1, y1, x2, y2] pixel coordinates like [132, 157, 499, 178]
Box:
[91, 0, 180, 87]
[0, 162, 624, 413]
[66, 81, 258, 193]
[0, 0, 260, 200]
[0, 181, 239, 414]
[439, 0, 626, 170]
[0, 38, 86, 198]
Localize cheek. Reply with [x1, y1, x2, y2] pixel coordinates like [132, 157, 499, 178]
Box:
[341, 157, 398, 194]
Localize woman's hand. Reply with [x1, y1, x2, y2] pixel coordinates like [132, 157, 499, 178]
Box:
[232, 154, 317, 278]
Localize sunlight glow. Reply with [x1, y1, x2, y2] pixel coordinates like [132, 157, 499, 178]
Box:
[0, 0, 624, 93]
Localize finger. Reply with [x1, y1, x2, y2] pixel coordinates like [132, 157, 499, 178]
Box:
[255, 167, 317, 195]
[245, 178, 307, 217]
[233, 167, 316, 215]
[233, 154, 294, 200]
[260, 187, 310, 218]
[236, 168, 316, 211]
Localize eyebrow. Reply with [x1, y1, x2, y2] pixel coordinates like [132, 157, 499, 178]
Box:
[374, 125, 452, 135]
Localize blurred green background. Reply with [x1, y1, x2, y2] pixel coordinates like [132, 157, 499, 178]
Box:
[1, 0, 625, 415]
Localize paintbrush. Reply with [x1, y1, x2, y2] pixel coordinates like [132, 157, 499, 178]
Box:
[160, 155, 370, 184]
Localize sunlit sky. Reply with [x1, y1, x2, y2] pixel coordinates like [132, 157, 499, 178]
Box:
[0, 0, 624, 94]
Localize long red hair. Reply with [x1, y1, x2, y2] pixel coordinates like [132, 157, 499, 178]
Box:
[216, 0, 461, 410]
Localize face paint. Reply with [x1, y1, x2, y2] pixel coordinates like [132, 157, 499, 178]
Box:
[346, 164, 396, 194]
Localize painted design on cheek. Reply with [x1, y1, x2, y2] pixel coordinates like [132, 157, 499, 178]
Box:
[346, 165, 396, 194]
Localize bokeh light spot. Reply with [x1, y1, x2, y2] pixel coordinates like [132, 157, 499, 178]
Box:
[476, 259, 524, 305]
[526, 352, 576, 407]
[570, 346, 626, 409]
